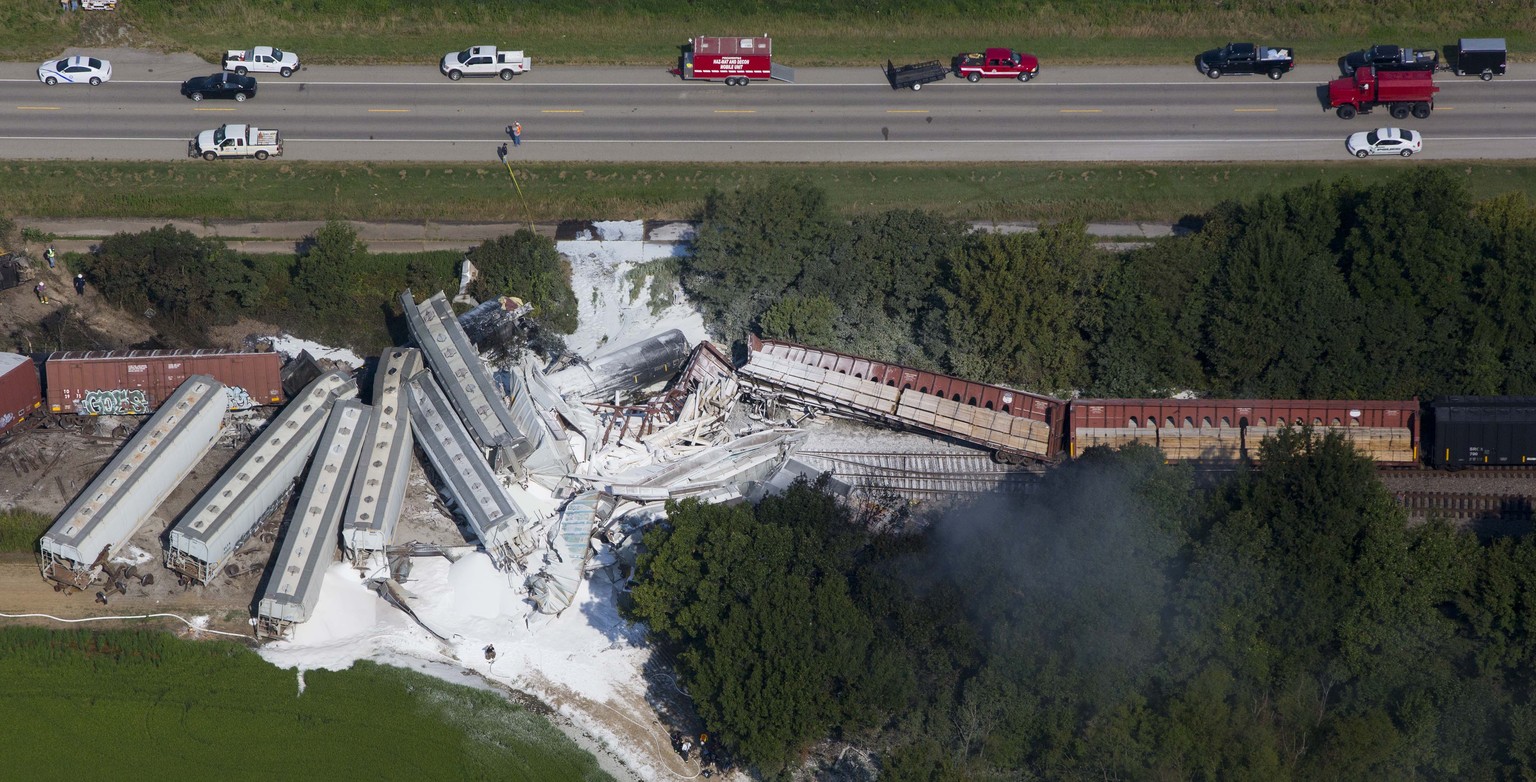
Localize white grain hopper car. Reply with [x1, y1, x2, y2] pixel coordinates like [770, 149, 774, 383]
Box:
[40, 376, 228, 590]
[165, 371, 358, 583]
[341, 348, 421, 568]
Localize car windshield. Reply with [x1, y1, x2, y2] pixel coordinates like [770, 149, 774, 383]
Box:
[457, 48, 473, 61]
[270, 49, 285, 59]
[213, 127, 226, 144]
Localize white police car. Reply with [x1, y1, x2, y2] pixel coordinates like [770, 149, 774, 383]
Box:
[1345, 127, 1422, 158]
[37, 55, 112, 86]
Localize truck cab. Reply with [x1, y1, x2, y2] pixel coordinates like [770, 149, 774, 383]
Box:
[1327, 67, 1438, 119]
[1196, 42, 1295, 79]
[1339, 44, 1439, 76]
[952, 48, 1040, 82]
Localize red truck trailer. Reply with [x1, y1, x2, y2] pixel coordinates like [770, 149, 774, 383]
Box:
[1328, 67, 1438, 119]
[672, 36, 795, 86]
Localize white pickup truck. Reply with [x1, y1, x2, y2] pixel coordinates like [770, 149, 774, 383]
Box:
[223, 46, 300, 78]
[440, 46, 531, 81]
[189, 124, 283, 161]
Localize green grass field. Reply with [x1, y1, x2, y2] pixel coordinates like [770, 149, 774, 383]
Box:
[0, 510, 50, 553]
[0, 626, 612, 781]
[7, 160, 1536, 224]
[4, 0, 1529, 65]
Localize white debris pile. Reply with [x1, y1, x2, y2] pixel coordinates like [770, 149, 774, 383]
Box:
[558, 221, 708, 358]
[268, 334, 364, 368]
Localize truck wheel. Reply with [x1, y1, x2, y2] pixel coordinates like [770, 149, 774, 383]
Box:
[500, 69, 515, 81]
[1390, 104, 1410, 120]
[1336, 105, 1357, 119]
[1206, 68, 1221, 79]
[910, 82, 922, 91]
[235, 66, 248, 76]
[967, 72, 981, 83]
[202, 151, 217, 161]
[1355, 150, 1369, 158]
[190, 92, 203, 101]
[1411, 103, 1431, 119]
[255, 150, 269, 160]
[447, 70, 462, 81]
[280, 67, 293, 78]
[738, 77, 750, 86]
[1268, 68, 1284, 80]
[1481, 69, 1494, 81]
[1017, 72, 1033, 82]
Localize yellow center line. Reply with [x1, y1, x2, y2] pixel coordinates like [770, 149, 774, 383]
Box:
[1438, 106, 1455, 110]
[1234, 108, 1278, 112]
[714, 109, 757, 114]
[1059, 109, 1102, 113]
[194, 107, 236, 111]
[367, 109, 410, 113]
[541, 109, 585, 113]
[887, 109, 929, 114]
[16, 106, 60, 110]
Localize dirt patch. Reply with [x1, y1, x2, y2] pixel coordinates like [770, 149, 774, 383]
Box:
[2, 252, 157, 353]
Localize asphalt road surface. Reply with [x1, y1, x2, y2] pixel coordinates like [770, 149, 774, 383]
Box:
[1, 49, 1531, 162]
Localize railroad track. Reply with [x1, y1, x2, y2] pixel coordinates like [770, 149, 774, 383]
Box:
[1393, 491, 1535, 521]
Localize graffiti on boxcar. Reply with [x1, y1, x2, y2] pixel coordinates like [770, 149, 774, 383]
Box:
[75, 389, 151, 416]
[225, 386, 255, 410]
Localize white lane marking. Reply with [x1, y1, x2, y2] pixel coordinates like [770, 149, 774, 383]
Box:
[2, 136, 1533, 144]
[3, 78, 1533, 87]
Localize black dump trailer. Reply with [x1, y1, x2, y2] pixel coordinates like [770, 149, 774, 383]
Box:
[1447, 37, 1507, 80]
[1430, 396, 1536, 467]
[886, 59, 947, 90]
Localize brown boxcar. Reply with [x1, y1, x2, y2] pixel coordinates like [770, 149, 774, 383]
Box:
[0, 352, 43, 436]
[741, 335, 1066, 461]
[1069, 398, 1419, 465]
[46, 350, 284, 416]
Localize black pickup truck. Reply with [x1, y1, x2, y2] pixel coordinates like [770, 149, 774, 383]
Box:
[1339, 44, 1440, 76]
[1195, 42, 1296, 80]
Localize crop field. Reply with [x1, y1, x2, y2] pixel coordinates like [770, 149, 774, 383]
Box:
[0, 627, 612, 781]
[5, 0, 1530, 65]
[6, 160, 1536, 225]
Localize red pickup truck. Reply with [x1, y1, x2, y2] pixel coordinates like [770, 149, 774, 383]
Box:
[952, 48, 1040, 82]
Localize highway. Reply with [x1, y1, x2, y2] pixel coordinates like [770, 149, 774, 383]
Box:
[0, 50, 1531, 162]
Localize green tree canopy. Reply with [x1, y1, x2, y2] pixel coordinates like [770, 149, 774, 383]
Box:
[467, 230, 578, 334]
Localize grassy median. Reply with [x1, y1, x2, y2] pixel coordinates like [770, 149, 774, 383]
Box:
[6, 160, 1536, 225]
[7, 1, 1530, 65]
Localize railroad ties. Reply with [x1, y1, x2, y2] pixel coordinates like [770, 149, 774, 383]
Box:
[341, 348, 421, 570]
[165, 371, 358, 584]
[256, 400, 372, 639]
[405, 370, 542, 572]
[39, 376, 228, 591]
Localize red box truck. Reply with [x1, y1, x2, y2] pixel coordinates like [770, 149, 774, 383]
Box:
[672, 36, 795, 86]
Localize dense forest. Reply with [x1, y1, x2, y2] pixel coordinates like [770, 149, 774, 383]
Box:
[629, 435, 1536, 780]
[683, 170, 1536, 399]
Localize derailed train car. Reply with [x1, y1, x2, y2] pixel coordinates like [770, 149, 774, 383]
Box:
[0, 353, 43, 437]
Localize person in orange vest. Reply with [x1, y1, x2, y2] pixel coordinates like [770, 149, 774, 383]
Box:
[512, 121, 522, 147]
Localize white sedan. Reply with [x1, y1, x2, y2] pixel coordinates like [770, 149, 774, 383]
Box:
[37, 55, 112, 86]
[1346, 127, 1422, 158]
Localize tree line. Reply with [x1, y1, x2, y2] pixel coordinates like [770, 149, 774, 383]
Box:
[684, 170, 1536, 399]
[24, 222, 577, 355]
[629, 436, 1536, 779]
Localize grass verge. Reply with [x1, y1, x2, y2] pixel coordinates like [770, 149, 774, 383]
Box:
[7, 160, 1536, 224]
[7, 1, 1531, 66]
[0, 626, 613, 781]
[0, 509, 51, 553]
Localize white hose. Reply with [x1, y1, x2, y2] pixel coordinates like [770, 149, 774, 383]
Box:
[0, 611, 250, 639]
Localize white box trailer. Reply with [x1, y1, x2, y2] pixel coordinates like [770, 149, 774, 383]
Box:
[40, 377, 228, 590]
[166, 371, 357, 583]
